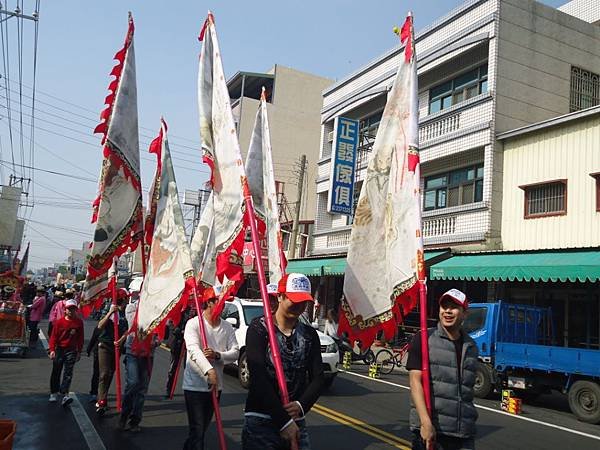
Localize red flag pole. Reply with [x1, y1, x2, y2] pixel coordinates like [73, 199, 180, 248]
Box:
[191, 282, 227, 450]
[243, 181, 298, 450]
[169, 341, 186, 400]
[111, 257, 123, 412]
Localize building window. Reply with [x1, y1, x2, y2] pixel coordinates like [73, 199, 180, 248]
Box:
[570, 66, 600, 112]
[424, 164, 484, 211]
[429, 64, 488, 114]
[520, 180, 567, 219]
[591, 173, 600, 212]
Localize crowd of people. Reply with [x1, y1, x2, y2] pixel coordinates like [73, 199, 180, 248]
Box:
[20, 274, 477, 450]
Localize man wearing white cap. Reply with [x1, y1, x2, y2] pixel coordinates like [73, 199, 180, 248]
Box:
[48, 299, 84, 407]
[242, 273, 325, 450]
[407, 289, 479, 449]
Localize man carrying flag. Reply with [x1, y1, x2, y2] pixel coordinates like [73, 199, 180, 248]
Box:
[407, 289, 479, 449]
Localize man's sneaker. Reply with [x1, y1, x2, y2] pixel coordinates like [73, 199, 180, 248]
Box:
[128, 424, 141, 433]
[48, 393, 58, 403]
[61, 394, 73, 407]
[95, 401, 106, 416]
[117, 417, 129, 431]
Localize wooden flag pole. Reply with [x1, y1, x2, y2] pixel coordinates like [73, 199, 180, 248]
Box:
[191, 282, 227, 450]
[111, 257, 123, 412]
[243, 186, 299, 450]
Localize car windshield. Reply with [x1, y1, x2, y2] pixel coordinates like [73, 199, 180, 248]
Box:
[243, 305, 264, 324]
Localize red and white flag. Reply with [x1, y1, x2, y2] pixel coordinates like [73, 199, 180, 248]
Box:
[340, 15, 422, 347]
[196, 13, 248, 296]
[245, 88, 286, 284]
[136, 120, 195, 338]
[82, 14, 143, 313]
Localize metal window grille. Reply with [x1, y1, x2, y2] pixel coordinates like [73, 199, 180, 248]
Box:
[570, 66, 600, 112]
[525, 182, 566, 217]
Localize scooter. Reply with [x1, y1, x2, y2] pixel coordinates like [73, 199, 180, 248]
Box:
[337, 336, 375, 364]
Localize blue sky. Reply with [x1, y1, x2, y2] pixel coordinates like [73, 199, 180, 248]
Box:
[0, 0, 564, 269]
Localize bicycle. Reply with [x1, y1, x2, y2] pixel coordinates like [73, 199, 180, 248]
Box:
[375, 337, 411, 375]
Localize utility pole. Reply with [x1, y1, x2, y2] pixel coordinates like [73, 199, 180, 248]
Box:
[289, 154, 306, 259]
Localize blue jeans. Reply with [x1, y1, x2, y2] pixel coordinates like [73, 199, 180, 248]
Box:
[50, 348, 77, 394]
[242, 416, 310, 450]
[120, 354, 151, 425]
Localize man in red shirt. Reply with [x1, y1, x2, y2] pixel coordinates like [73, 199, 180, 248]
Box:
[48, 299, 84, 407]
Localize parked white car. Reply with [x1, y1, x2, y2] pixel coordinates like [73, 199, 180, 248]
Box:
[221, 298, 338, 389]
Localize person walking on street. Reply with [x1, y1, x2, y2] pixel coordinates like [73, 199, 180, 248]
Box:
[323, 309, 338, 338]
[27, 287, 46, 346]
[86, 325, 101, 402]
[407, 289, 479, 450]
[117, 298, 158, 432]
[47, 290, 65, 338]
[242, 273, 325, 450]
[48, 299, 84, 407]
[182, 287, 239, 449]
[95, 292, 128, 415]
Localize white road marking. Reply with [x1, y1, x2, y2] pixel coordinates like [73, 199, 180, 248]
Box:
[71, 393, 107, 450]
[339, 369, 600, 442]
[39, 329, 49, 350]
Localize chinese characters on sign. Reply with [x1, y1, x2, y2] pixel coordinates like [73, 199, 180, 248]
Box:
[328, 117, 359, 215]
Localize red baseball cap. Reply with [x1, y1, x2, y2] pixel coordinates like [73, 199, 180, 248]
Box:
[439, 288, 468, 309]
[202, 285, 233, 303]
[277, 273, 314, 303]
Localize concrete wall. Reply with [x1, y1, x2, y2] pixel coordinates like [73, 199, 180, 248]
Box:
[238, 65, 332, 222]
[496, 0, 600, 133]
[501, 113, 600, 250]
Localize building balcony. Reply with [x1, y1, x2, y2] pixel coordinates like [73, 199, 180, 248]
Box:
[422, 202, 488, 246]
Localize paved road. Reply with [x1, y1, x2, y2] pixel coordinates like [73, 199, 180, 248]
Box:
[1, 320, 599, 449]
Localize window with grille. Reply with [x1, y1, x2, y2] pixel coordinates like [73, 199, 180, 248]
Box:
[428, 64, 488, 114]
[570, 67, 600, 112]
[423, 164, 484, 211]
[521, 180, 567, 219]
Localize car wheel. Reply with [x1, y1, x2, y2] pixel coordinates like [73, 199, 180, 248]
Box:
[473, 362, 493, 398]
[568, 380, 600, 424]
[238, 351, 250, 389]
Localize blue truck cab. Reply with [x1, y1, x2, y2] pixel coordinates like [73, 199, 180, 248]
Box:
[463, 301, 600, 424]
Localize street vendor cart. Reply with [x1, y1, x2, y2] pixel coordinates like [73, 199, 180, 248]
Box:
[0, 270, 29, 357]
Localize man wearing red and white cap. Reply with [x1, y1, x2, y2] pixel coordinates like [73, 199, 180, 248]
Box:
[406, 289, 479, 449]
[242, 273, 325, 450]
[48, 299, 84, 407]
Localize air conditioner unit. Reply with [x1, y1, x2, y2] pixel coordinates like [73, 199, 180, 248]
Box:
[327, 131, 334, 142]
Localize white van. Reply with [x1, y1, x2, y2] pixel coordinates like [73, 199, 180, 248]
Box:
[221, 298, 338, 389]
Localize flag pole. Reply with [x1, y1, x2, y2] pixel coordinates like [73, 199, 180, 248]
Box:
[169, 341, 186, 400]
[191, 281, 227, 450]
[111, 257, 123, 412]
[243, 182, 298, 450]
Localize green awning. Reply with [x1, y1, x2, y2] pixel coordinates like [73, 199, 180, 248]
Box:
[429, 250, 600, 283]
[287, 250, 449, 277]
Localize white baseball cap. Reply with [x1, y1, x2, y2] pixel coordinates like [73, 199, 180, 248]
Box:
[266, 283, 278, 296]
[277, 273, 313, 303]
[439, 288, 468, 309]
[65, 299, 79, 309]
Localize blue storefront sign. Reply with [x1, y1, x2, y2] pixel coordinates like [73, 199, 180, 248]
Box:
[327, 117, 359, 215]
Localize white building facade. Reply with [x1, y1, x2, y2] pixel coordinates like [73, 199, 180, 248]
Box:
[311, 0, 600, 256]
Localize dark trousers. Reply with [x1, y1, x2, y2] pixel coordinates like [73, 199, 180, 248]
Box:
[50, 348, 77, 394]
[90, 346, 100, 396]
[28, 321, 40, 345]
[120, 354, 152, 426]
[97, 344, 116, 403]
[242, 416, 310, 450]
[166, 343, 184, 395]
[183, 390, 221, 450]
[412, 431, 475, 450]
[47, 321, 53, 339]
